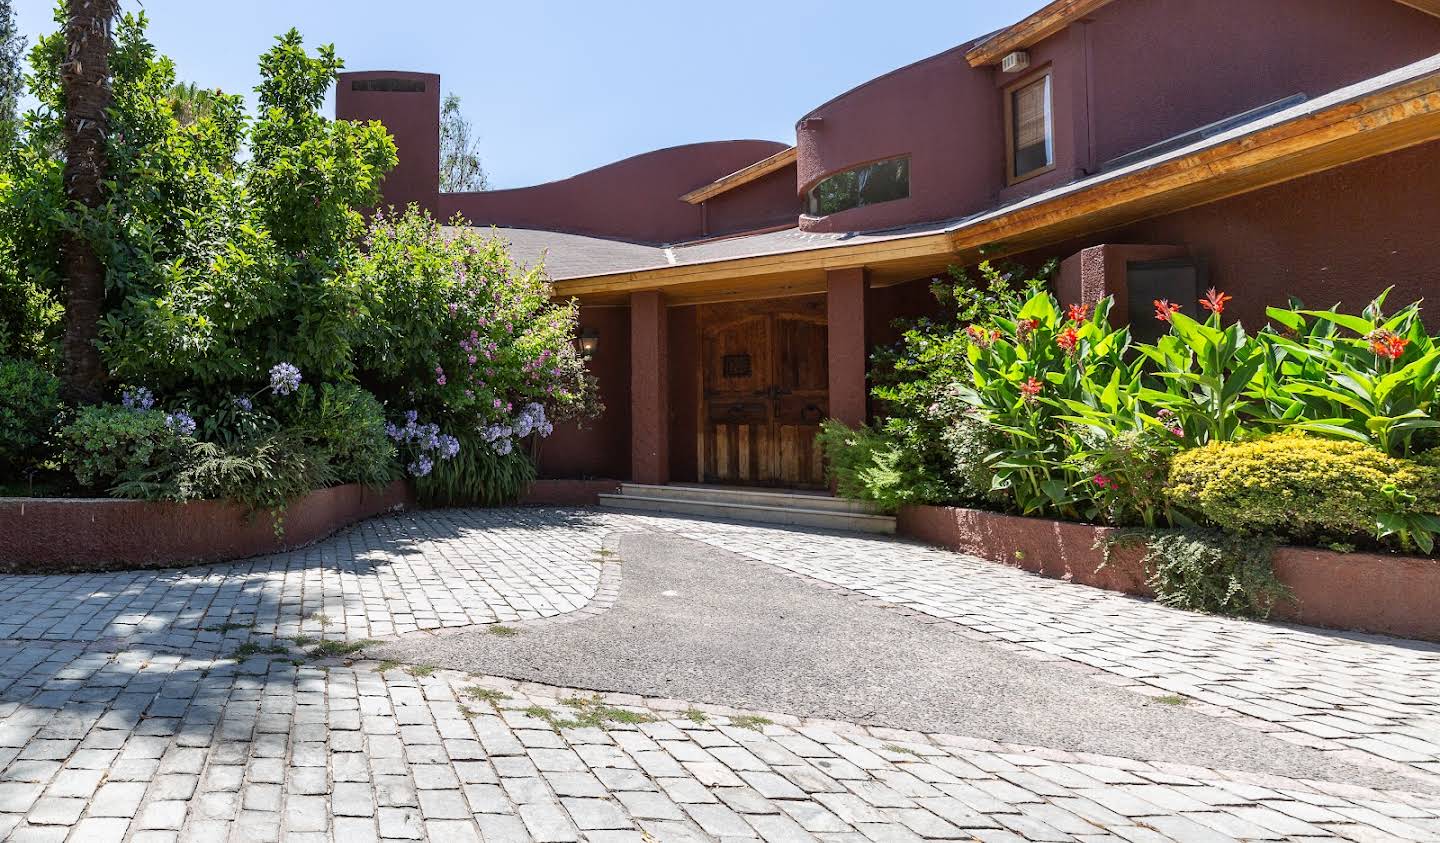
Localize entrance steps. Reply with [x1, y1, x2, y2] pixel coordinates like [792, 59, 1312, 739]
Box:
[597, 483, 896, 534]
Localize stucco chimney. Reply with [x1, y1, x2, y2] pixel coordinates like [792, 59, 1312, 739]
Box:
[336, 71, 441, 217]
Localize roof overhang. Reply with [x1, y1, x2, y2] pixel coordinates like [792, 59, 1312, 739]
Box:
[967, 0, 1440, 67]
[680, 146, 797, 205]
[553, 60, 1440, 307]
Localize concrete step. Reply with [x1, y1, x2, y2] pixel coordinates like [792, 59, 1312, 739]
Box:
[598, 492, 896, 534]
[617, 483, 882, 515]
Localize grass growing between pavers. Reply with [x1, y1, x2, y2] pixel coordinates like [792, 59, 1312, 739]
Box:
[517, 695, 659, 731]
[226, 642, 289, 661]
[486, 624, 520, 637]
[306, 639, 378, 660]
[729, 714, 772, 731]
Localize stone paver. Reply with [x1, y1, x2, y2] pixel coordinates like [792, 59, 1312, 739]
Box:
[0, 509, 605, 652]
[2, 506, 1440, 841]
[608, 510, 1440, 783]
[0, 645, 1436, 842]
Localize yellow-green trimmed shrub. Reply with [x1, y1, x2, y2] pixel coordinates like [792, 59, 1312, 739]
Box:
[1165, 432, 1440, 542]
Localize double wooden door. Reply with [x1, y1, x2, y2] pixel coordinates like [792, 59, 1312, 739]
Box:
[700, 296, 828, 488]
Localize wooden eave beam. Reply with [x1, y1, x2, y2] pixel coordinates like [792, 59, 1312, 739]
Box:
[965, 0, 1114, 67]
[555, 68, 1440, 303]
[680, 147, 798, 205]
[1396, 0, 1440, 16]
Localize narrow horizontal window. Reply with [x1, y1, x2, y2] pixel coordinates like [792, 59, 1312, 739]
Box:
[351, 78, 426, 93]
[806, 156, 910, 217]
[1009, 74, 1053, 182]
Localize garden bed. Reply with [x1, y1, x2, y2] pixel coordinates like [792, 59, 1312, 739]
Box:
[0, 481, 413, 573]
[898, 504, 1440, 643]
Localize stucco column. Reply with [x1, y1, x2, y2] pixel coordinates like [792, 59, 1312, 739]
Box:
[630, 290, 669, 485]
[826, 268, 868, 428]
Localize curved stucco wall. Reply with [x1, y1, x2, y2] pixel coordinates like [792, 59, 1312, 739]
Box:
[440, 140, 789, 244]
[795, 46, 1001, 233]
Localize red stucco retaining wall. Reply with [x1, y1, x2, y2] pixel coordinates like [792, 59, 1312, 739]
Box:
[0, 481, 413, 573]
[898, 504, 1440, 642]
[519, 479, 620, 507]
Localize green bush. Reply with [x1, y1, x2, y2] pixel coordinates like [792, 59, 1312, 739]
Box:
[59, 405, 190, 491]
[1108, 529, 1288, 618]
[1166, 432, 1440, 544]
[279, 383, 396, 487]
[0, 357, 60, 472]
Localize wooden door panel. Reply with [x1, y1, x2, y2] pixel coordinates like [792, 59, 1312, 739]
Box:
[701, 296, 828, 489]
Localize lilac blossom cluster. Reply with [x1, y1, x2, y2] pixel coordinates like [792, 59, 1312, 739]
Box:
[386, 410, 461, 477]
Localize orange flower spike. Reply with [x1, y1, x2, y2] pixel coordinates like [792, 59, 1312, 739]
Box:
[1066, 303, 1091, 323]
[1153, 299, 1181, 322]
[1056, 327, 1080, 353]
[1199, 288, 1232, 315]
[1019, 377, 1044, 401]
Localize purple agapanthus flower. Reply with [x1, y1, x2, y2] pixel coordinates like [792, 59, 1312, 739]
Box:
[408, 456, 434, 477]
[165, 411, 197, 436]
[492, 437, 513, 456]
[269, 363, 302, 396]
[233, 396, 253, 412]
[437, 434, 461, 460]
[121, 387, 155, 411]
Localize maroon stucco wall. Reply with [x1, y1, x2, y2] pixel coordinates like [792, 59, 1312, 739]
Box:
[440, 141, 789, 244]
[667, 305, 700, 483]
[899, 504, 1440, 643]
[826, 269, 869, 427]
[1, 482, 412, 572]
[538, 306, 631, 480]
[1083, 0, 1440, 167]
[796, 46, 1002, 234]
[702, 163, 800, 238]
[336, 71, 440, 216]
[630, 291, 669, 484]
[1003, 138, 1440, 327]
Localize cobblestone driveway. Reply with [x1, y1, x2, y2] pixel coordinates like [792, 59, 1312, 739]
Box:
[1, 507, 1438, 841]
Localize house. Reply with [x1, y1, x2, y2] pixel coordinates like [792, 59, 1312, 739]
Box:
[336, 0, 1440, 491]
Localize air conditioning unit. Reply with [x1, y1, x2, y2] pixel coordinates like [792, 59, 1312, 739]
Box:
[1001, 50, 1031, 73]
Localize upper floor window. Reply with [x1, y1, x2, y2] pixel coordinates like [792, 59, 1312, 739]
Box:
[805, 156, 910, 216]
[1007, 73, 1053, 183]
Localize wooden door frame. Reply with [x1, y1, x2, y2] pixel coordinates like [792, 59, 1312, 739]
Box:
[695, 295, 828, 488]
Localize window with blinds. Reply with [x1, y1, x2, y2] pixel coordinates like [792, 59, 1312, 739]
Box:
[1009, 74, 1053, 182]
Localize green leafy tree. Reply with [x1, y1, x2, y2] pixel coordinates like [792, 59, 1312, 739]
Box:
[0, 0, 26, 152]
[439, 93, 487, 192]
[166, 81, 219, 126]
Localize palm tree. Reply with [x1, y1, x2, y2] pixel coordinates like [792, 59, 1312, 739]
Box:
[58, 0, 120, 404]
[168, 81, 217, 126]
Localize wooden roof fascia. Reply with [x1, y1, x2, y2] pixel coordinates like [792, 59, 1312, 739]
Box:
[679, 147, 798, 205]
[966, 0, 1440, 67]
[965, 0, 1114, 67]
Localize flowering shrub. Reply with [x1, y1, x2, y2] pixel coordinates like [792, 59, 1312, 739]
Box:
[59, 405, 191, 490]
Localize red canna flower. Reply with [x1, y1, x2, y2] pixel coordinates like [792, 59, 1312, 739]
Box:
[1019, 377, 1044, 402]
[1153, 299, 1181, 322]
[1016, 318, 1042, 340]
[1056, 326, 1080, 353]
[1366, 329, 1410, 360]
[1067, 303, 1091, 323]
[1199, 288, 1232, 315]
[966, 324, 993, 347]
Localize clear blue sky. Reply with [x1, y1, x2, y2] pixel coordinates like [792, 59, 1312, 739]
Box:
[13, 1, 1046, 189]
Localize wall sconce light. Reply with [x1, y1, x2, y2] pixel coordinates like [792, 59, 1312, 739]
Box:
[578, 328, 600, 358]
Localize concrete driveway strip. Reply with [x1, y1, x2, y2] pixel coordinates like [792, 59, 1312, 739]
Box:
[370, 530, 1428, 793]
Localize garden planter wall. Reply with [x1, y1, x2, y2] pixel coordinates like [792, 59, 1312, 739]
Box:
[520, 479, 621, 506]
[0, 481, 413, 573]
[898, 504, 1440, 643]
